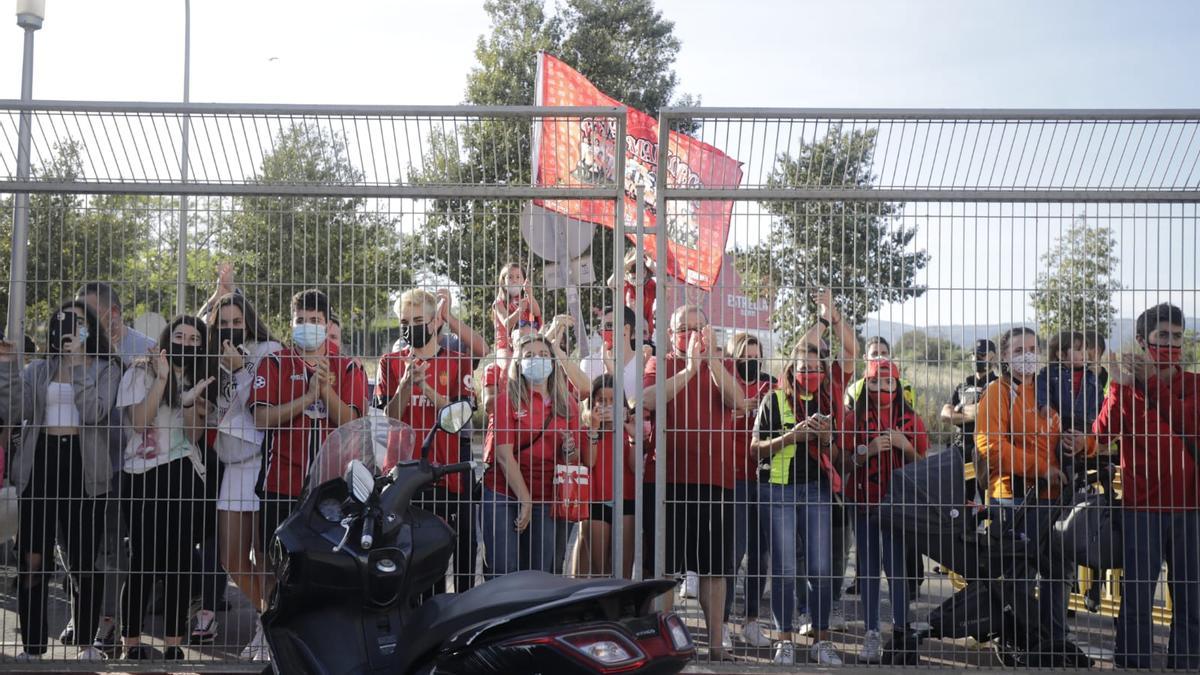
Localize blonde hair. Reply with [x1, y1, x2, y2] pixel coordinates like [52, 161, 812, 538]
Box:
[726, 331, 760, 360]
[394, 288, 438, 320]
[506, 333, 573, 419]
[495, 263, 525, 304]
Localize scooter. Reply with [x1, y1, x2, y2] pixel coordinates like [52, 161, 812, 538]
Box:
[262, 401, 695, 674]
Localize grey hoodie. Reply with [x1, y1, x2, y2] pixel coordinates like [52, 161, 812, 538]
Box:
[0, 357, 122, 497]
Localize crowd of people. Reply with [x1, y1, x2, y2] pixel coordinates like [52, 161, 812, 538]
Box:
[0, 257, 1196, 669]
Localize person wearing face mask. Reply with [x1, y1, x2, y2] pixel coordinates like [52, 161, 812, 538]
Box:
[844, 358, 927, 663]
[0, 302, 122, 662]
[1093, 303, 1200, 669]
[491, 263, 543, 369]
[749, 310, 853, 666]
[1036, 331, 1104, 444]
[642, 305, 753, 662]
[205, 293, 282, 660]
[114, 315, 217, 660]
[250, 289, 368, 576]
[976, 326, 1080, 650]
[844, 336, 916, 408]
[480, 333, 585, 578]
[377, 289, 477, 593]
[575, 374, 639, 578]
[721, 332, 777, 649]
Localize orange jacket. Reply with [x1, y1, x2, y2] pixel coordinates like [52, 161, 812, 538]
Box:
[975, 376, 1063, 500]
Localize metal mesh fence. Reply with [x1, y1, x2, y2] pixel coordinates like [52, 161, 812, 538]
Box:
[0, 103, 1196, 670]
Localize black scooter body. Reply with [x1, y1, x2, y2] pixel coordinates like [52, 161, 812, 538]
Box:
[264, 452, 693, 674]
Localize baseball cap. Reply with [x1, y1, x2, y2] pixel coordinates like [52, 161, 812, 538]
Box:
[975, 339, 997, 356]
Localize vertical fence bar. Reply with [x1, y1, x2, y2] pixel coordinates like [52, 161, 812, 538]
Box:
[610, 110, 628, 578]
[631, 184, 647, 581]
[175, 0, 192, 316]
[652, 112, 671, 585]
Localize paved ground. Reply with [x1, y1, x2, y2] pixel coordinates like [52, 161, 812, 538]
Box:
[0, 529, 1177, 672]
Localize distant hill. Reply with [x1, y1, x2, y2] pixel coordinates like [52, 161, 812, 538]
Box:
[861, 318, 1140, 351]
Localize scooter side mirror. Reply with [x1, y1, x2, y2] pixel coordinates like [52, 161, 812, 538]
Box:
[438, 400, 474, 435]
[345, 459, 376, 504]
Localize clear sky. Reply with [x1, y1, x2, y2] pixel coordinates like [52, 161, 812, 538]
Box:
[2, 0, 1197, 326]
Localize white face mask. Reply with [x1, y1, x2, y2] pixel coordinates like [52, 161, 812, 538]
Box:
[292, 323, 327, 351]
[520, 356, 553, 383]
[506, 284, 524, 297]
[1009, 351, 1040, 377]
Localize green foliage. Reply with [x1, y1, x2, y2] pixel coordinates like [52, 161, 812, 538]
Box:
[216, 125, 409, 336]
[1031, 216, 1120, 336]
[411, 0, 691, 333]
[896, 329, 967, 365]
[735, 128, 930, 347]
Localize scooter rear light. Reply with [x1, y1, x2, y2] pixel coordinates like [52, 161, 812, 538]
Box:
[557, 629, 646, 670]
[663, 613, 693, 651]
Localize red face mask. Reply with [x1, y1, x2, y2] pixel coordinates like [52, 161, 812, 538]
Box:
[795, 371, 824, 394]
[601, 330, 614, 351]
[1147, 343, 1183, 366]
[873, 389, 897, 406]
[672, 330, 694, 355]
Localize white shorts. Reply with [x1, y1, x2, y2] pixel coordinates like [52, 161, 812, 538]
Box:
[217, 460, 262, 513]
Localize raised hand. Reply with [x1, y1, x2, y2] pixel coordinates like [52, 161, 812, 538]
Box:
[220, 340, 246, 372]
[0, 340, 16, 364]
[182, 376, 216, 407]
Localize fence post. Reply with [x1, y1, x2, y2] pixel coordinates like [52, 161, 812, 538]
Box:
[631, 184, 647, 581]
[652, 112, 671, 586]
[5, 22, 38, 361]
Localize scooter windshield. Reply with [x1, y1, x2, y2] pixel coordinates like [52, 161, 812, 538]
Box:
[308, 411, 417, 487]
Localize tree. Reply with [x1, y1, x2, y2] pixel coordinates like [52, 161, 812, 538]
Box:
[215, 125, 409, 336]
[411, 0, 691, 332]
[896, 329, 966, 365]
[1031, 216, 1120, 337]
[0, 141, 164, 334]
[736, 128, 930, 348]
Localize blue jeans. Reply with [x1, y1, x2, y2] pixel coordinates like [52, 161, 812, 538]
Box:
[478, 488, 566, 579]
[764, 480, 835, 633]
[1116, 509, 1200, 669]
[854, 508, 909, 632]
[724, 480, 768, 622]
[993, 497, 1067, 643]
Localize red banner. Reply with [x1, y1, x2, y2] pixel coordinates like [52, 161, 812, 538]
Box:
[533, 53, 742, 290]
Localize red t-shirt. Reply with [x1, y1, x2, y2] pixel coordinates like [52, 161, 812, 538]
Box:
[484, 390, 585, 502]
[376, 346, 475, 494]
[644, 353, 736, 489]
[250, 344, 369, 497]
[1093, 372, 1200, 511]
[730, 371, 776, 482]
[844, 406, 928, 505]
[590, 428, 637, 503]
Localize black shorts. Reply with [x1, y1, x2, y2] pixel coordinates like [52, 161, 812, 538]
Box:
[589, 502, 615, 524]
[665, 483, 734, 576]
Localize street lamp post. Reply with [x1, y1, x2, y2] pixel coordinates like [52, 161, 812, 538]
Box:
[6, 0, 45, 360]
[176, 0, 190, 315]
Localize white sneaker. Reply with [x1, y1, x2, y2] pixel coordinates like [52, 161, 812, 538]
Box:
[740, 619, 773, 648]
[811, 640, 844, 665]
[773, 640, 796, 665]
[796, 612, 814, 636]
[828, 603, 847, 630]
[722, 623, 734, 650]
[14, 652, 41, 662]
[679, 571, 699, 599]
[77, 646, 107, 661]
[241, 620, 271, 662]
[860, 629, 883, 662]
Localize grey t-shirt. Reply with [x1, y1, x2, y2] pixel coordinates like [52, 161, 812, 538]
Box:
[118, 327, 157, 366]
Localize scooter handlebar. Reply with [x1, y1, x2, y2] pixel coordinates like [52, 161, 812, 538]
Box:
[432, 460, 486, 481]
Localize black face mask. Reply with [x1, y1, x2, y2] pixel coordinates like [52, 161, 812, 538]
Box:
[974, 359, 989, 374]
[217, 327, 247, 350]
[401, 322, 433, 349]
[167, 342, 204, 370]
[736, 359, 760, 381]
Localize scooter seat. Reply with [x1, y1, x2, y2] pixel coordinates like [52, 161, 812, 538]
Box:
[407, 571, 632, 661]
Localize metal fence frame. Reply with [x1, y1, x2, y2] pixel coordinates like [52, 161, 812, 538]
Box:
[0, 102, 1198, 670]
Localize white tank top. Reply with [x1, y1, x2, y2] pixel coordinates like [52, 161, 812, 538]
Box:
[45, 381, 82, 427]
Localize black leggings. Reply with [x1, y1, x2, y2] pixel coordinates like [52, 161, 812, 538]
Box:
[120, 457, 206, 639]
[17, 434, 107, 656]
[414, 487, 476, 594]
